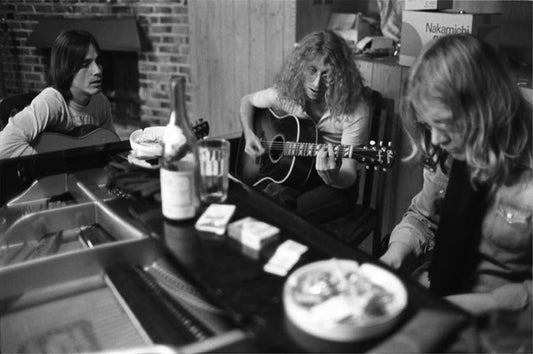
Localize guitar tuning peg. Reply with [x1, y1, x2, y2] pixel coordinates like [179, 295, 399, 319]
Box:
[382, 167, 387, 172]
[366, 165, 370, 170]
[369, 140, 376, 146]
[374, 166, 378, 171]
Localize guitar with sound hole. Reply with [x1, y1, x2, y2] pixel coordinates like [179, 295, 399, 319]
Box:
[234, 108, 396, 187]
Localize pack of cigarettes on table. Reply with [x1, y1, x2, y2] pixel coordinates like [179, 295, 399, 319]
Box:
[227, 217, 251, 241]
[241, 244, 261, 260]
[228, 217, 280, 250]
[264, 239, 308, 277]
[195, 204, 236, 235]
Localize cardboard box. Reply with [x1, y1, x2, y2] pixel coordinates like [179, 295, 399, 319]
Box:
[404, 0, 453, 11]
[399, 10, 501, 67]
[328, 12, 379, 45]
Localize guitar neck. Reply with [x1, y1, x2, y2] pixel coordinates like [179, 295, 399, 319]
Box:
[267, 141, 361, 159]
[264, 140, 394, 168]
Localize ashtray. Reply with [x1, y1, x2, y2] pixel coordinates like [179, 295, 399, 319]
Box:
[129, 126, 166, 157]
[283, 259, 407, 342]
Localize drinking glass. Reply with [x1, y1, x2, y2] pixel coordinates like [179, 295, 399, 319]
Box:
[198, 138, 230, 203]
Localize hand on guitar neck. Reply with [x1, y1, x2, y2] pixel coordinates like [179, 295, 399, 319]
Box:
[235, 107, 396, 187]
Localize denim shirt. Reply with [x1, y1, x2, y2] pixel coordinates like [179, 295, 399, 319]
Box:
[389, 163, 533, 311]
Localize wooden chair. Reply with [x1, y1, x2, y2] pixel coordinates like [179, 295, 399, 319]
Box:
[322, 88, 395, 257]
[0, 91, 38, 130]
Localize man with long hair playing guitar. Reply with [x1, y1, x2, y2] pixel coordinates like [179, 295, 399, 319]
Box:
[0, 29, 116, 159]
[238, 29, 370, 223]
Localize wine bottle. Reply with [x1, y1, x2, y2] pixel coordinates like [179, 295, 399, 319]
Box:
[160, 75, 200, 221]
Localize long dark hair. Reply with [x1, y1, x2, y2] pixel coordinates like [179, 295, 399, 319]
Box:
[401, 34, 532, 187]
[49, 29, 101, 100]
[274, 29, 365, 120]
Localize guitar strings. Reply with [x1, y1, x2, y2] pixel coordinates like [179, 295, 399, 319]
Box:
[259, 141, 383, 152]
[257, 141, 392, 164]
[255, 139, 394, 166]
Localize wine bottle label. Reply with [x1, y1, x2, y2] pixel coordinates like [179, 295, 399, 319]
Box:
[160, 168, 196, 219]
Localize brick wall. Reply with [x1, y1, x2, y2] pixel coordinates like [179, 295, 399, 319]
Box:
[0, 0, 191, 127]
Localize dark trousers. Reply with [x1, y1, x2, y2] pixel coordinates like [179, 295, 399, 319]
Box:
[262, 170, 358, 224]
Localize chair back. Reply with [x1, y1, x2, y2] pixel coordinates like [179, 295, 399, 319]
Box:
[0, 92, 38, 130]
[342, 88, 396, 256]
[355, 88, 390, 204]
[364, 88, 398, 256]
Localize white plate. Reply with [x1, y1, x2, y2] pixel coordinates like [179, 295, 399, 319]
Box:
[283, 259, 408, 342]
[127, 151, 160, 169]
[129, 126, 166, 157]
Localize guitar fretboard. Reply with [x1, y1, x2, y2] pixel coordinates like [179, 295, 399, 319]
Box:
[262, 140, 394, 167]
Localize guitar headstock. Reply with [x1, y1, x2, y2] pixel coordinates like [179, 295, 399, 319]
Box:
[192, 119, 210, 140]
[354, 141, 396, 170]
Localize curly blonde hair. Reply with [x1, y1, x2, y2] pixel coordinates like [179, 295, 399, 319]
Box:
[274, 29, 365, 119]
[401, 34, 532, 187]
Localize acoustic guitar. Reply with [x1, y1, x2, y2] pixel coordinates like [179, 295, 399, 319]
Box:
[234, 108, 396, 187]
[33, 120, 210, 154]
[34, 127, 120, 153]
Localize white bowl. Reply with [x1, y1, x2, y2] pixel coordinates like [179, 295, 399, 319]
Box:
[283, 259, 408, 342]
[129, 126, 166, 157]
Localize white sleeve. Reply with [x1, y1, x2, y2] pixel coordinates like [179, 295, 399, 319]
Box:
[0, 89, 67, 159]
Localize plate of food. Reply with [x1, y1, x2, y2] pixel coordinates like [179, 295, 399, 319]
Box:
[129, 126, 166, 158]
[283, 259, 408, 342]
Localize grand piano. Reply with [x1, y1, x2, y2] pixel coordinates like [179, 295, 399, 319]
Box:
[0, 141, 472, 353]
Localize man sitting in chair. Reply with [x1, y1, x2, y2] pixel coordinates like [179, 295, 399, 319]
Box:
[239, 29, 370, 223]
[0, 29, 116, 159]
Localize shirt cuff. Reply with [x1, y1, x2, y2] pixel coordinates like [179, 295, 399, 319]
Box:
[389, 225, 427, 257]
[491, 283, 531, 311]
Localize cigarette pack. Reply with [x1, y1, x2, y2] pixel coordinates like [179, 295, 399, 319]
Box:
[228, 217, 280, 250]
[195, 204, 236, 235]
[264, 240, 308, 276]
[241, 219, 280, 250]
[227, 216, 252, 241]
[241, 244, 261, 260]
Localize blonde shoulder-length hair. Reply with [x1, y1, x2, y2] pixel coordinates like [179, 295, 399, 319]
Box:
[401, 34, 532, 188]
